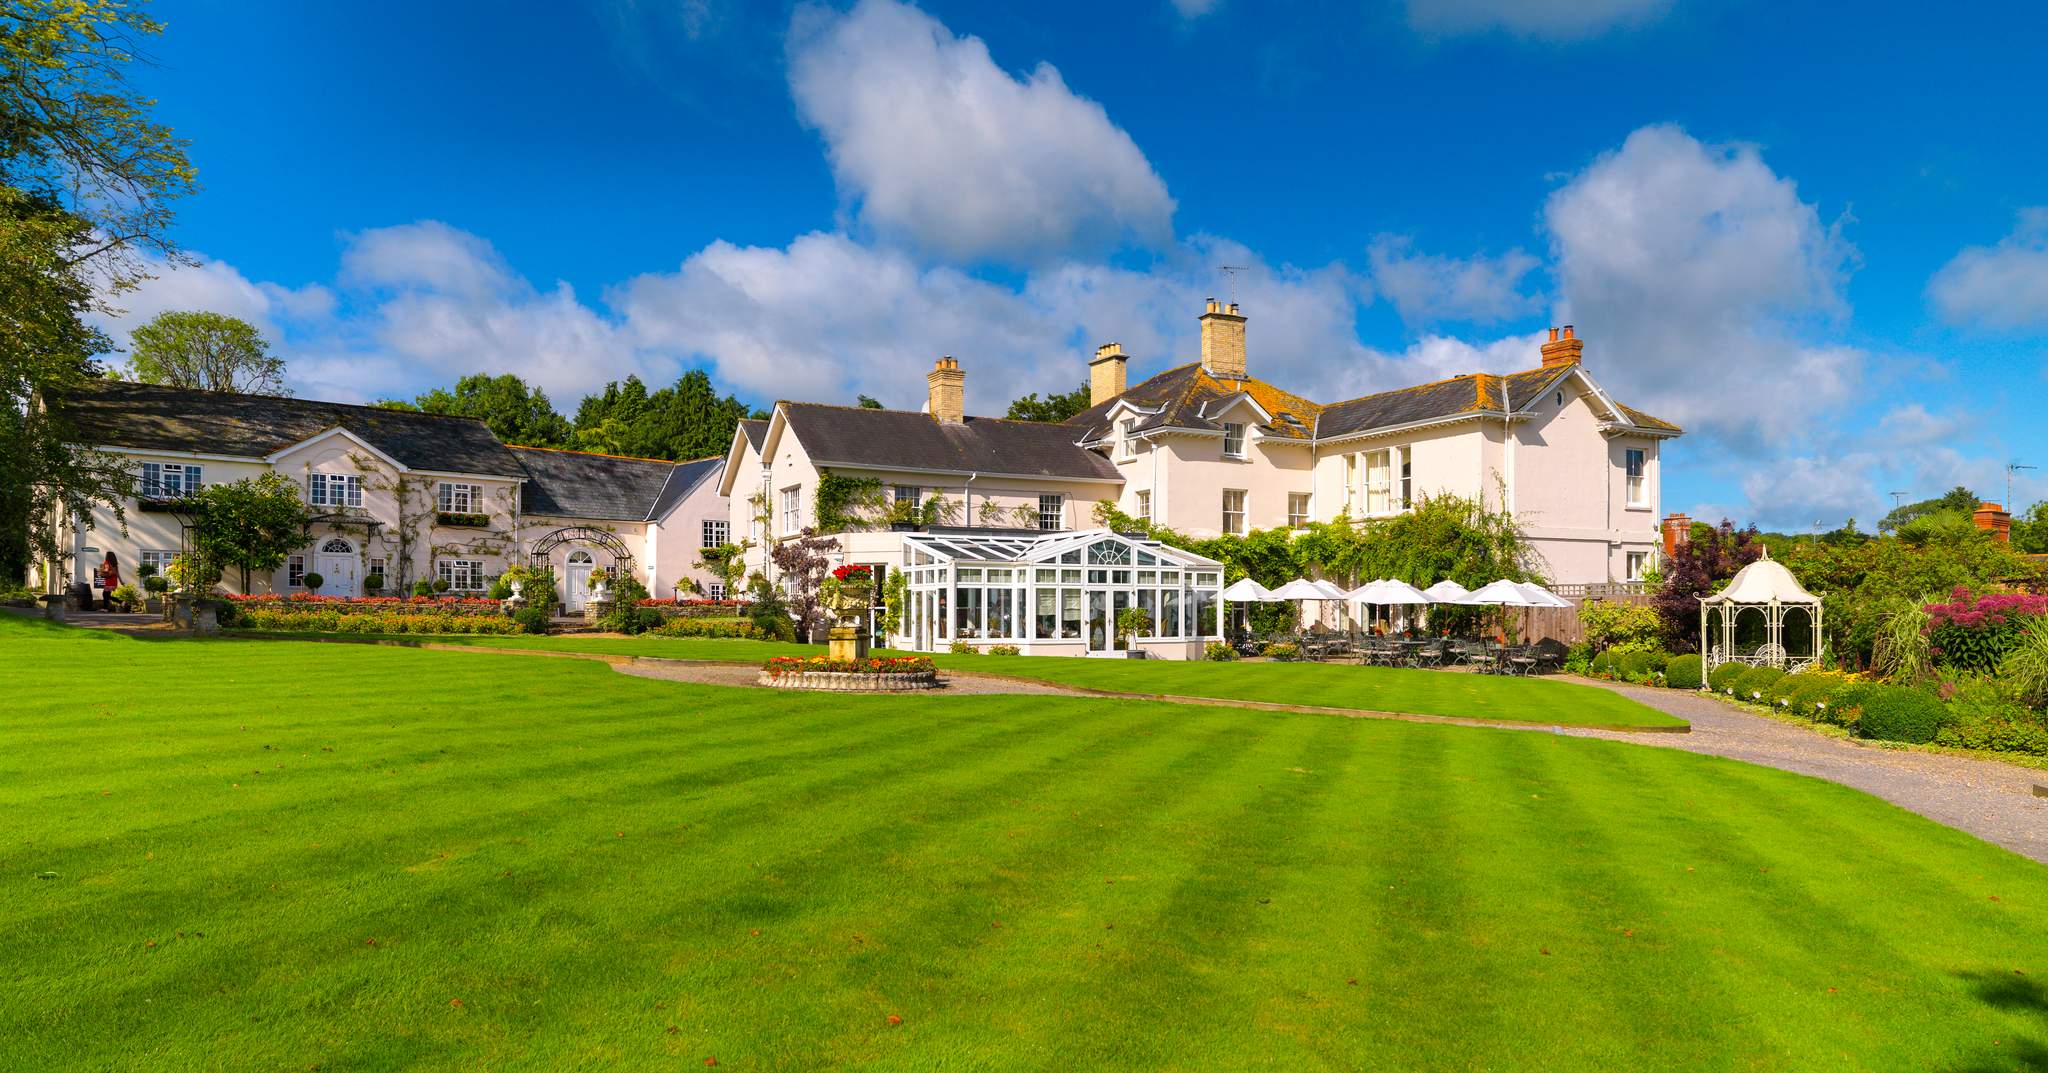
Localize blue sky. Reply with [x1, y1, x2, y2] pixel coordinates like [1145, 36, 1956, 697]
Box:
[106, 0, 2048, 529]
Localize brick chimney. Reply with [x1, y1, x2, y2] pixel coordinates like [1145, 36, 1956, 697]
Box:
[1199, 298, 1247, 380]
[1540, 325, 1584, 369]
[1662, 512, 1691, 559]
[926, 356, 965, 424]
[1973, 501, 2012, 543]
[1089, 342, 1128, 407]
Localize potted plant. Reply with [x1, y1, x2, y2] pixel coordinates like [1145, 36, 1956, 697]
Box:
[109, 583, 142, 612]
[819, 564, 874, 623]
[500, 563, 531, 600]
[363, 572, 385, 596]
[302, 571, 324, 595]
[587, 567, 612, 603]
[1115, 606, 1153, 658]
[141, 573, 169, 614]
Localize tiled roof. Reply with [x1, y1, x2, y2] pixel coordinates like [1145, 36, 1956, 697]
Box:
[509, 446, 680, 521]
[1065, 364, 1323, 443]
[647, 456, 724, 521]
[56, 379, 527, 476]
[1071, 361, 1681, 443]
[780, 402, 1120, 482]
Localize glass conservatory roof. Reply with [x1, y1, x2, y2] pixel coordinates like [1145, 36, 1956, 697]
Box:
[902, 528, 1223, 569]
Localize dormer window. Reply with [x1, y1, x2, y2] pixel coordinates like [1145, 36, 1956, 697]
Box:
[1118, 418, 1137, 460]
[1222, 422, 1246, 458]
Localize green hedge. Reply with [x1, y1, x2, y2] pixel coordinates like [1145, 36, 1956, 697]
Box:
[1730, 665, 1786, 700]
[1666, 653, 1704, 689]
[1857, 686, 1946, 744]
[1781, 674, 1835, 715]
[238, 608, 522, 635]
[653, 617, 762, 639]
[1708, 661, 1748, 694]
[1590, 650, 1616, 676]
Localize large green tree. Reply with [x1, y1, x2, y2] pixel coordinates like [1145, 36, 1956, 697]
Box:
[1006, 381, 1092, 422]
[1877, 485, 1980, 534]
[378, 373, 572, 447]
[187, 473, 310, 594]
[1, 0, 196, 584]
[573, 370, 754, 460]
[126, 310, 287, 394]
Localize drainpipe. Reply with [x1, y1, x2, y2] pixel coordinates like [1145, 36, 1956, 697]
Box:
[1503, 378, 1516, 517]
[964, 472, 979, 527]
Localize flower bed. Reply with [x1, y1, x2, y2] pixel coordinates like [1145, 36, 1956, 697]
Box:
[636, 598, 755, 619]
[226, 594, 505, 614]
[757, 655, 940, 692]
[234, 607, 523, 634]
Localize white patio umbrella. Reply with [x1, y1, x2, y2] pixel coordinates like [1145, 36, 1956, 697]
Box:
[1269, 578, 1344, 631]
[1422, 579, 1471, 602]
[1458, 579, 1542, 606]
[1346, 578, 1433, 633]
[1221, 577, 1276, 602]
[1513, 581, 1572, 608]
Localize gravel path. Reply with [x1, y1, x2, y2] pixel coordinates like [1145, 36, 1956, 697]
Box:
[1562, 680, 2048, 863]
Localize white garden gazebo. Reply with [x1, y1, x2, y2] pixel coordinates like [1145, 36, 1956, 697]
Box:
[1698, 547, 1823, 685]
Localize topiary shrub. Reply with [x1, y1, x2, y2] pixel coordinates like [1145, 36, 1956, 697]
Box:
[1857, 686, 1946, 744]
[1666, 653, 1704, 689]
[1708, 661, 1747, 694]
[1731, 665, 1786, 702]
[512, 606, 551, 635]
[412, 580, 435, 597]
[1590, 650, 1616, 677]
[1765, 672, 1812, 708]
[1817, 680, 1872, 727]
[1782, 673, 1835, 715]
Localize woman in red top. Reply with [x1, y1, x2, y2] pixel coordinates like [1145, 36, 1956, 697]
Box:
[98, 551, 120, 611]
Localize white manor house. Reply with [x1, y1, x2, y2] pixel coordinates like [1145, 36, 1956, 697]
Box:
[721, 302, 1679, 658]
[39, 301, 1677, 659]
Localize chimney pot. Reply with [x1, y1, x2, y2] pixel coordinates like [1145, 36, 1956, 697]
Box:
[1540, 324, 1584, 369]
[1973, 501, 2012, 543]
[1089, 341, 1128, 406]
[927, 356, 966, 423]
[1199, 298, 1248, 380]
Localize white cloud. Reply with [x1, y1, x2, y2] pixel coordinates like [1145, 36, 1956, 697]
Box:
[1404, 0, 1673, 40]
[89, 251, 331, 366]
[1367, 236, 1540, 326]
[1927, 207, 2048, 331]
[1544, 124, 1861, 440]
[341, 220, 516, 300]
[785, 0, 1175, 263]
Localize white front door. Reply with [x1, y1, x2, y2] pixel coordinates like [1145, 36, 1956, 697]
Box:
[564, 562, 592, 610]
[316, 553, 357, 597]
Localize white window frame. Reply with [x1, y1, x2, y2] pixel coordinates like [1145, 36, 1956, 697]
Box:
[780, 486, 802, 535]
[1625, 551, 1648, 582]
[1221, 422, 1247, 459]
[309, 472, 363, 509]
[1625, 448, 1648, 508]
[368, 557, 388, 580]
[1135, 490, 1151, 523]
[1364, 449, 1392, 515]
[1037, 494, 1064, 532]
[436, 482, 482, 514]
[706, 581, 726, 600]
[287, 554, 306, 589]
[437, 559, 486, 592]
[1118, 419, 1138, 461]
[140, 461, 203, 498]
[1222, 489, 1247, 536]
[701, 519, 729, 549]
[139, 549, 177, 577]
[1287, 492, 1311, 528]
[893, 485, 922, 508]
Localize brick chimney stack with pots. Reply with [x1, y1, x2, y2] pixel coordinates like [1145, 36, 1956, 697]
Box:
[926, 356, 965, 424]
[1089, 342, 1128, 407]
[1540, 325, 1584, 369]
[1199, 298, 1247, 380]
[1662, 513, 1692, 559]
[1973, 502, 2012, 543]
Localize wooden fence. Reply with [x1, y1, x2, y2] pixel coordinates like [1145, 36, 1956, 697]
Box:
[1517, 589, 1656, 646]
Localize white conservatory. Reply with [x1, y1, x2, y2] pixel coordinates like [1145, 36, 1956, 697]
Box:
[894, 529, 1225, 659]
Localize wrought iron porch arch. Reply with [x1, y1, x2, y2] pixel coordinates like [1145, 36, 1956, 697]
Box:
[529, 526, 636, 574]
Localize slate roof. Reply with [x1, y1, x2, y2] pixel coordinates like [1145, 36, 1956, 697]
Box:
[647, 456, 723, 521]
[1070, 361, 1680, 443]
[509, 446, 681, 521]
[57, 379, 527, 476]
[1065, 364, 1323, 444]
[738, 419, 768, 451]
[778, 402, 1120, 482]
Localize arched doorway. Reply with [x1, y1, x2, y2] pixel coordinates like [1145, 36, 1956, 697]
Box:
[563, 550, 595, 612]
[316, 536, 358, 597]
[530, 526, 637, 612]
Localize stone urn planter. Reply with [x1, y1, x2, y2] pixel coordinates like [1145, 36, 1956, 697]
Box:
[167, 594, 221, 633]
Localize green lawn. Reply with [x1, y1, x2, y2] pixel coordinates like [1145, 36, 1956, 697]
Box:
[236, 631, 1684, 729]
[3, 616, 2043, 1070]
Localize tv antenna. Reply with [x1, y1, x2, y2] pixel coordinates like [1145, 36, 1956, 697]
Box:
[1888, 490, 1908, 510]
[2009, 461, 2037, 510]
[1216, 265, 1249, 306]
